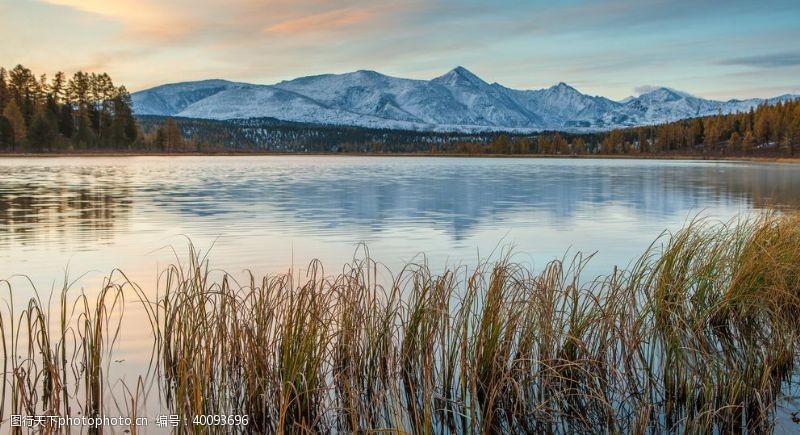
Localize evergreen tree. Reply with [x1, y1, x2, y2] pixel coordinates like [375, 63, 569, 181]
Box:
[67, 71, 91, 110]
[50, 72, 67, 104]
[8, 65, 36, 124]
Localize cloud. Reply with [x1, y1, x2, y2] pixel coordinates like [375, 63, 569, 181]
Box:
[37, 0, 418, 42]
[265, 8, 375, 34]
[719, 51, 800, 68]
[38, 0, 199, 40]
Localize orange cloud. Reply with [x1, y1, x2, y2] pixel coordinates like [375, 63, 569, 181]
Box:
[39, 0, 196, 40]
[265, 8, 375, 34]
[40, 0, 165, 23]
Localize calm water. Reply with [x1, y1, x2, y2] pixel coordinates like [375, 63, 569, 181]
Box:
[2, 156, 800, 292]
[3, 156, 800, 431]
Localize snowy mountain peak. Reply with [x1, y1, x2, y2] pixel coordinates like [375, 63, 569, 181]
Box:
[637, 87, 695, 103]
[434, 66, 487, 87]
[548, 82, 582, 95]
[131, 68, 798, 133]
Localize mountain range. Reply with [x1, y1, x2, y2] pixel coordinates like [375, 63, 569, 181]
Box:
[131, 67, 797, 132]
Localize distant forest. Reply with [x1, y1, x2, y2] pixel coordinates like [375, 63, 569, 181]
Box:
[140, 100, 800, 158]
[2, 64, 799, 157]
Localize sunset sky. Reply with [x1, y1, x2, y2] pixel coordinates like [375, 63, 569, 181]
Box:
[2, 0, 799, 100]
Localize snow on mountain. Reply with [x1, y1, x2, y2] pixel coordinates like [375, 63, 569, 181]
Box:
[501, 82, 622, 129]
[131, 79, 248, 116]
[622, 87, 721, 123]
[131, 68, 798, 132]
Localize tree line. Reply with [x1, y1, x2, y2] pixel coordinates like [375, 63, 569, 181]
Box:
[462, 99, 800, 157]
[2, 63, 797, 157]
[0, 64, 140, 152]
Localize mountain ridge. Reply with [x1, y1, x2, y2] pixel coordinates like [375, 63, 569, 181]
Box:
[132, 67, 798, 133]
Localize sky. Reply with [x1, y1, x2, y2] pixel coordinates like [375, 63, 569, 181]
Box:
[1, 0, 799, 100]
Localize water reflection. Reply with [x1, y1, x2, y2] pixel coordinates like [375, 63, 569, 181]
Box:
[0, 165, 131, 247]
[141, 159, 800, 237]
[1, 157, 799, 286]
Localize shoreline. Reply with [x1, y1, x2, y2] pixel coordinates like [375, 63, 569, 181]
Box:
[1, 151, 799, 163]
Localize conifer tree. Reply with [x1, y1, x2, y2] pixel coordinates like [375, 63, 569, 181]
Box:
[51, 72, 66, 104]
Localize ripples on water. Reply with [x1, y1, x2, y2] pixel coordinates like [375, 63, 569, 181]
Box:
[3, 156, 800, 431]
[1, 156, 800, 289]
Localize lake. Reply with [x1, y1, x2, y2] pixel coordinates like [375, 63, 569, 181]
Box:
[2, 156, 800, 291]
[3, 155, 800, 432]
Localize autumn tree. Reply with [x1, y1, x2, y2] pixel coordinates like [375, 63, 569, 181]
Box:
[754, 105, 772, 145]
[553, 133, 569, 155]
[572, 137, 586, 155]
[490, 134, 511, 154]
[602, 130, 623, 154]
[729, 131, 741, 153]
[3, 100, 26, 143]
[160, 118, 183, 152]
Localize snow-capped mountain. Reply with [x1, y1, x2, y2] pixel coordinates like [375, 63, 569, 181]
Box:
[131, 67, 797, 132]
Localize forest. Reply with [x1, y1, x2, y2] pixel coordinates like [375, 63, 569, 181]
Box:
[137, 99, 800, 157]
[487, 98, 800, 158]
[2, 63, 799, 157]
[0, 64, 138, 151]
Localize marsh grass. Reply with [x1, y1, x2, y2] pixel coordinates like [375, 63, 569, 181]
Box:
[2, 212, 800, 433]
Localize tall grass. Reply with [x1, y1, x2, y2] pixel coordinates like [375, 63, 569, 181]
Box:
[2, 213, 800, 433]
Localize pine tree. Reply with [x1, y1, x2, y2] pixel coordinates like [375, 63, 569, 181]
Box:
[68, 71, 91, 110]
[51, 72, 67, 104]
[8, 65, 36, 124]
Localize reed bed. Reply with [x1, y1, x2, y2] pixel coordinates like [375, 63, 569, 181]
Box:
[2, 212, 800, 433]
